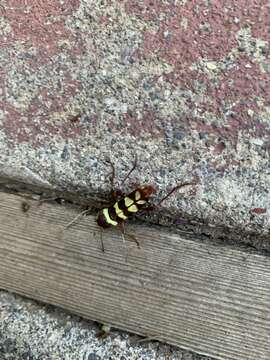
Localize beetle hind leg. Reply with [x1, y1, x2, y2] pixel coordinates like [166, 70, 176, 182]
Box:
[117, 222, 140, 249]
[100, 228, 105, 252]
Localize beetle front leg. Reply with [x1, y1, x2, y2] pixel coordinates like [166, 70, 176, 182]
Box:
[105, 160, 123, 201]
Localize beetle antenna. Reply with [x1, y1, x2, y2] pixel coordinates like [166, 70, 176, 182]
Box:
[120, 154, 138, 186]
[157, 181, 197, 206]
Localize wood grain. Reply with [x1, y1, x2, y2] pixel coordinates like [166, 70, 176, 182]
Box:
[0, 191, 270, 360]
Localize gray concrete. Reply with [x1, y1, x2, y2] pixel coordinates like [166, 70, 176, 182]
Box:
[0, 291, 215, 360]
[0, 1, 270, 246]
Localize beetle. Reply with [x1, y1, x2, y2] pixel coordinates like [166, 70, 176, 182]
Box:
[96, 157, 197, 251]
[65, 157, 197, 251]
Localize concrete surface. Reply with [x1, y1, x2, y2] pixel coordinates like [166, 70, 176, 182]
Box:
[0, 1, 269, 242]
[0, 291, 215, 360]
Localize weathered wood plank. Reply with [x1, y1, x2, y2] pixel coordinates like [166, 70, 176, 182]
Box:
[0, 191, 270, 360]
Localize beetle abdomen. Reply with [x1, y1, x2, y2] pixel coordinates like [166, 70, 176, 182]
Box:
[96, 187, 154, 229]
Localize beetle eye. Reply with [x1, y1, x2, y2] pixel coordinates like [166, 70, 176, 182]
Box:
[115, 189, 122, 197]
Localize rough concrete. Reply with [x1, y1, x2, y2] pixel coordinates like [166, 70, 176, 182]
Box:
[0, 291, 215, 360]
[0, 1, 269, 242]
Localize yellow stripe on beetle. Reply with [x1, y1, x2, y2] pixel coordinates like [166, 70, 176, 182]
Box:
[135, 191, 141, 200]
[124, 197, 134, 207]
[103, 208, 118, 226]
[114, 202, 128, 220]
[137, 200, 146, 205]
[128, 204, 138, 212]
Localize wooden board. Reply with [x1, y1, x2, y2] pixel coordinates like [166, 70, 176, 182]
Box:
[0, 191, 270, 360]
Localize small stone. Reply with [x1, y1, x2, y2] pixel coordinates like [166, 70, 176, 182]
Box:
[61, 144, 70, 160]
[143, 82, 151, 91]
[250, 138, 264, 146]
[199, 132, 208, 139]
[163, 30, 170, 38]
[261, 62, 269, 72]
[206, 62, 217, 71]
[180, 17, 188, 29]
[260, 44, 269, 55]
[31, 194, 41, 201]
[101, 324, 111, 333]
[87, 353, 100, 360]
[174, 131, 185, 140]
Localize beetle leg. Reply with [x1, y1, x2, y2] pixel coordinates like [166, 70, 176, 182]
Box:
[108, 160, 116, 189]
[120, 154, 138, 186]
[105, 160, 123, 201]
[107, 155, 138, 201]
[65, 208, 90, 229]
[100, 228, 105, 252]
[117, 222, 140, 248]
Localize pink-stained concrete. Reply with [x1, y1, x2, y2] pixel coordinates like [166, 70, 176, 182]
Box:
[125, 0, 270, 63]
[125, 1, 270, 148]
[122, 110, 165, 138]
[193, 59, 270, 148]
[2, 75, 82, 147]
[251, 207, 267, 214]
[0, 1, 85, 147]
[1, 0, 270, 242]
[212, 141, 226, 156]
[0, 1, 80, 59]
[1, 0, 269, 148]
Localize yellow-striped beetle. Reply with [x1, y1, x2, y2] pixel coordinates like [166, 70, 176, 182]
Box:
[66, 157, 197, 252]
[96, 157, 197, 251]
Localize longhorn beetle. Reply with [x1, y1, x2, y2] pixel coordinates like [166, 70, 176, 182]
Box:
[96, 156, 197, 251]
[66, 157, 197, 251]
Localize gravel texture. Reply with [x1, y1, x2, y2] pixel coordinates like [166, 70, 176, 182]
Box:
[0, 1, 269, 241]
